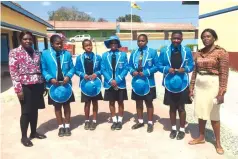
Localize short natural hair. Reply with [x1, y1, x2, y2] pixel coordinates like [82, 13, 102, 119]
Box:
[201, 28, 218, 41]
[50, 34, 62, 44]
[171, 30, 183, 37]
[138, 34, 148, 42]
[19, 31, 33, 40]
[82, 39, 92, 47]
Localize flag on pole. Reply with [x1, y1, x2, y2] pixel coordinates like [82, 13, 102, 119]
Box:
[131, 2, 141, 10]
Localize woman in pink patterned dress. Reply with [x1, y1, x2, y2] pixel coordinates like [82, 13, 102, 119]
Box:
[9, 31, 46, 147]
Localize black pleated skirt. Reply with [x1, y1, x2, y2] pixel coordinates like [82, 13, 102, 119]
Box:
[163, 87, 192, 106]
[48, 92, 75, 106]
[19, 83, 45, 114]
[131, 87, 157, 101]
[81, 92, 103, 103]
[104, 87, 128, 102]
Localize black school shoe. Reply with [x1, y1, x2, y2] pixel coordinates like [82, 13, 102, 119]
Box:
[21, 137, 33, 147]
[147, 124, 154, 133]
[170, 130, 177, 139]
[111, 122, 117, 131]
[131, 123, 144, 130]
[90, 122, 97, 131]
[58, 128, 65, 137]
[64, 128, 71, 136]
[84, 122, 90, 130]
[116, 122, 122, 130]
[176, 131, 185, 140]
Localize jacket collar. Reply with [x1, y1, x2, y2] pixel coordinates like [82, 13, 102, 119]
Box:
[199, 45, 224, 54]
[133, 46, 149, 68]
[81, 52, 97, 73]
[19, 45, 37, 54]
[84, 52, 94, 59]
[109, 49, 119, 55]
[166, 44, 186, 67]
[107, 50, 121, 70]
[138, 46, 148, 52]
[50, 47, 64, 55]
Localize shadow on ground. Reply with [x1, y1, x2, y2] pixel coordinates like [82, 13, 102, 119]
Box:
[1, 73, 13, 93]
[37, 114, 85, 134]
[130, 112, 161, 124]
[37, 110, 164, 134]
[158, 118, 189, 132]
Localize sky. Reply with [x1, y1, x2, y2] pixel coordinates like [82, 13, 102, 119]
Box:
[16, 1, 199, 26]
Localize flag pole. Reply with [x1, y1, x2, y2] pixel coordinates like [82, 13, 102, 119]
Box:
[130, 1, 132, 51]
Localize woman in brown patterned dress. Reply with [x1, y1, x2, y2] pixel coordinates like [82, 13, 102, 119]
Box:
[188, 28, 229, 155]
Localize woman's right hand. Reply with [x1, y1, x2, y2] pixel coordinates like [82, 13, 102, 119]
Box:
[51, 78, 59, 85]
[17, 92, 24, 100]
[189, 89, 194, 98]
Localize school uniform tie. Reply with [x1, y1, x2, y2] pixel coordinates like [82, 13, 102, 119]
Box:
[138, 48, 143, 72]
[84, 54, 94, 75]
[171, 47, 182, 69]
[56, 52, 64, 81]
[173, 47, 179, 53]
[111, 51, 116, 79]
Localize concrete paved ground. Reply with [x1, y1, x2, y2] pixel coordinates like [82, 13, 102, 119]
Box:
[1, 47, 237, 158]
[1, 72, 237, 159]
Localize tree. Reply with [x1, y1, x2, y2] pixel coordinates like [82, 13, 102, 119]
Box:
[117, 16, 126, 22]
[116, 14, 142, 22]
[48, 7, 95, 21]
[97, 18, 108, 22]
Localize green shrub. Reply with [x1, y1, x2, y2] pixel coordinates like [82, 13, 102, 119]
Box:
[185, 44, 198, 51]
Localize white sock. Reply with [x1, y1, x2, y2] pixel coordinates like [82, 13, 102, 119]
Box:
[85, 120, 90, 123]
[112, 116, 117, 123]
[180, 127, 185, 132]
[148, 121, 153, 125]
[93, 120, 96, 123]
[138, 119, 144, 124]
[58, 124, 64, 128]
[172, 125, 176, 131]
[118, 116, 123, 123]
[65, 124, 70, 128]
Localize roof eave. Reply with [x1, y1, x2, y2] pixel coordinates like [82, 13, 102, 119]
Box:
[1, 1, 53, 28]
[1, 21, 47, 37]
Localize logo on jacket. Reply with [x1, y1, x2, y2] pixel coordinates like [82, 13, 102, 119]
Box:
[95, 61, 99, 67]
[64, 62, 69, 69]
[118, 62, 124, 68]
[148, 59, 152, 66]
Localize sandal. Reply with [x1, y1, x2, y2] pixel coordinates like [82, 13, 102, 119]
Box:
[216, 147, 224, 155]
[188, 139, 205, 145]
[21, 138, 33, 147]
